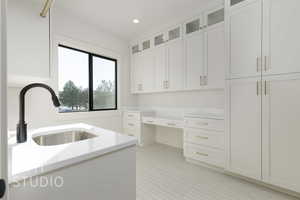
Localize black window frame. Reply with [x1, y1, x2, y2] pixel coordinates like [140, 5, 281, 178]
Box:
[58, 44, 118, 112]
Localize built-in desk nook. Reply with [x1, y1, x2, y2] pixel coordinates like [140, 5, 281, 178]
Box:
[123, 108, 225, 169]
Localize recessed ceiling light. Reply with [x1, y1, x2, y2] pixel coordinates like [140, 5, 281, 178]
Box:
[133, 19, 140, 24]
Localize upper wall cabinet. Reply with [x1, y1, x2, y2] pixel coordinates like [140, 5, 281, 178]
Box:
[7, 0, 50, 86]
[227, 0, 262, 79]
[204, 8, 225, 89]
[228, 0, 300, 79]
[185, 8, 225, 90]
[154, 25, 184, 92]
[130, 5, 225, 94]
[184, 16, 205, 90]
[154, 44, 168, 91]
[167, 39, 184, 91]
[262, 0, 300, 76]
[131, 40, 155, 93]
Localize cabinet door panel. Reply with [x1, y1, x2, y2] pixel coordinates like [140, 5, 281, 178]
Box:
[154, 45, 167, 91]
[131, 54, 143, 92]
[167, 40, 184, 90]
[228, 78, 262, 180]
[185, 32, 204, 90]
[263, 0, 300, 75]
[7, 0, 50, 80]
[229, 0, 262, 78]
[206, 23, 225, 89]
[262, 76, 300, 192]
[141, 50, 155, 92]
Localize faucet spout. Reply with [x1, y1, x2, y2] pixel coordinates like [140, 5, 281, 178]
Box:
[17, 83, 60, 143]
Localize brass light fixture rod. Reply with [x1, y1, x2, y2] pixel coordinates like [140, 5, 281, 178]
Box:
[40, 0, 54, 17]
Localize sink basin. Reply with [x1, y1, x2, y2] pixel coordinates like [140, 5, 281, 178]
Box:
[32, 130, 97, 146]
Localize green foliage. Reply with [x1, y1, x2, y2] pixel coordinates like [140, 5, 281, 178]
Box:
[93, 80, 115, 109]
[59, 80, 115, 111]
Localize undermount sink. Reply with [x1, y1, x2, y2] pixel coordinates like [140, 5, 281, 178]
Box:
[32, 130, 97, 146]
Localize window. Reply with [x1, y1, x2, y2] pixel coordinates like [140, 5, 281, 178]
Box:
[58, 45, 117, 113]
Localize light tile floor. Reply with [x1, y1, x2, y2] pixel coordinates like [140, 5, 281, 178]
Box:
[136, 144, 299, 200]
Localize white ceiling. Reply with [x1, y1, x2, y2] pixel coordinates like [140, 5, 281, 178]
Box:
[52, 0, 216, 41]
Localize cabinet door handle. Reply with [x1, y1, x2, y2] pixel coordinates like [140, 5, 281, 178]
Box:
[203, 76, 207, 85]
[196, 136, 209, 140]
[200, 76, 203, 86]
[256, 81, 261, 96]
[167, 123, 177, 126]
[128, 134, 135, 137]
[196, 152, 208, 157]
[197, 122, 208, 126]
[128, 123, 135, 126]
[147, 121, 154, 123]
[264, 56, 269, 71]
[264, 80, 270, 96]
[163, 81, 166, 89]
[256, 57, 262, 72]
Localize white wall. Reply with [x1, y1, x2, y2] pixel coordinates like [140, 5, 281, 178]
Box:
[7, 7, 137, 132]
[137, 90, 224, 108]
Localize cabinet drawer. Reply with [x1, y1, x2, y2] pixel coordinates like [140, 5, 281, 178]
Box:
[123, 119, 141, 130]
[184, 118, 224, 131]
[142, 117, 157, 125]
[124, 112, 141, 121]
[184, 128, 224, 149]
[159, 119, 184, 129]
[124, 127, 139, 137]
[184, 143, 225, 168]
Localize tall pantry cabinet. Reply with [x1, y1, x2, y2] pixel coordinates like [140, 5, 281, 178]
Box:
[226, 0, 300, 193]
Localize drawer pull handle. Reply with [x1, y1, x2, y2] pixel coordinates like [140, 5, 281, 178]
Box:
[197, 122, 208, 126]
[196, 136, 209, 140]
[167, 123, 176, 126]
[128, 134, 135, 136]
[196, 152, 208, 157]
[128, 123, 134, 126]
[147, 121, 154, 123]
[128, 115, 134, 117]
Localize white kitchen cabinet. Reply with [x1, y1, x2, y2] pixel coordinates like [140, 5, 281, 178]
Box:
[185, 8, 225, 90]
[123, 111, 155, 146]
[226, 0, 300, 193]
[7, 0, 50, 86]
[262, 0, 300, 76]
[154, 44, 168, 91]
[204, 8, 225, 89]
[184, 115, 225, 169]
[131, 41, 155, 93]
[185, 25, 205, 90]
[131, 52, 143, 93]
[262, 75, 300, 193]
[141, 49, 155, 92]
[228, 0, 262, 79]
[167, 39, 184, 91]
[130, 6, 225, 93]
[228, 77, 262, 180]
[204, 23, 225, 89]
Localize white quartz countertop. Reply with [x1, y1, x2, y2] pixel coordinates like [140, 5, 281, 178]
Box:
[8, 123, 137, 184]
